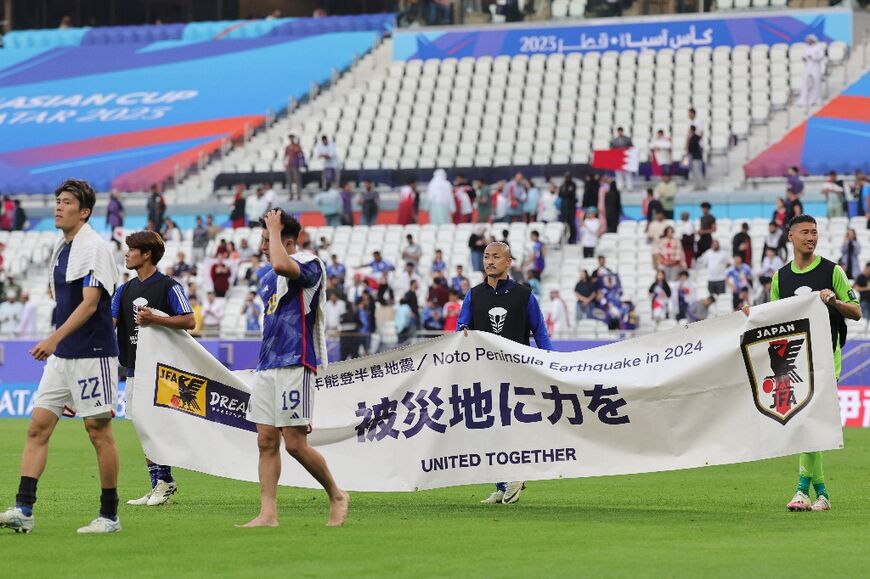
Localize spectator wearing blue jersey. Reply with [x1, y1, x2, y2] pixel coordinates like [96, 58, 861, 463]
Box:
[111, 230, 194, 508]
[1, 179, 122, 535]
[242, 209, 348, 528]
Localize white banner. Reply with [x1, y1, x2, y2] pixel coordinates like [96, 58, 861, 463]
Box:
[133, 293, 843, 491]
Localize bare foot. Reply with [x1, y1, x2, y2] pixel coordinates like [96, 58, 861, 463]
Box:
[237, 516, 279, 528]
[327, 491, 349, 527]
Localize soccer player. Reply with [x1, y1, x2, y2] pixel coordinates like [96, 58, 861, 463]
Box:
[0, 180, 122, 534]
[456, 241, 552, 504]
[242, 209, 348, 527]
[769, 215, 860, 511]
[112, 231, 194, 506]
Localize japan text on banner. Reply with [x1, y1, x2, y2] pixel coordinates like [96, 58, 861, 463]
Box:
[132, 293, 843, 492]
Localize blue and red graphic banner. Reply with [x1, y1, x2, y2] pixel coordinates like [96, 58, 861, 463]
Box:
[393, 10, 852, 61]
[0, 30, 380, 193]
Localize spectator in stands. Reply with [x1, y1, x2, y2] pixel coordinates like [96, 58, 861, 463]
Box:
[799, 34, 826, 108]
[242, 290, 262, 334]
[784, 189, 804, 224]
[376, 273, 394, 306]
[821, 171, 847, 218]
[215, 239, 230, 258]
[658, 226, 686, 281]
[474, 179, 492, 224]
[574, 270, 596, 320]
[649, 270, 672, 321]
[763, 222, 787, 262]
[59, 15, 72, 28]
[423, 302, 444, 331]
[190, 216, 207, 264]
[580, 208, 600, 259]
[428, 271, 449, 308]
[314, 135, 340, 189]
[240, 187, 262, 227]
[760, 247, 785, 279]
[699, 238, 728, 296]
[673, 270, 694, 321]
[239, 238, 255, 261]
[732, 222, 752, 265]
[696, 202, 716, 256]
[492, 180, 511, 223]
[339, 181, 354, 226]
[686, 296, 715, 323]
[641, 188, 663, 233]
[687, 107, 704, 137]
[654, 173, 677, 220]
[15, 292, 37, 338]
[205, 214, 222, 240]
[850, 169, 866, 216]
[357, 180, 380, 226]
[538, 181, 559, 224]
[346, 273, 370, 306]
[12, 200, 27, 231]
[686, 125, 705, 191]
[547, 290, 570, 336]
[363, 250, 394, 278]
[647, 210, 671, 269]
[430, 249, 448, 276]
[402, 235, 422, 270]
[427, 0, 452, 24]
[840, 229, 861, 280]
[202, 291, 224, 336]
[576, 175, 593, 213]
[357, 292, 374, 355]
[147, 184, 166, 228]
[503, 173, 527, 224]
[284, 134, 307, 200]
[339, 301, 362, 359]
[451, 265, 468, 292]
[106, 190, 124, 235]
[326, 254, 346, 285]
[558, 172, 578, 244]
[650, 129, 673, 175]
[442, 289, 462, 331]
[668, 214, 691, 269]
[726, 254, 754, 310]
[398, 180, 417, 225]
[227, 241, 240, 260]
[854, 262, 870, 321]
[324, 291, 346, 334]
[522, 179, 539, 223]
[0, 290, 21, 334]
[754, 276, 773, 306]
[786, 166, 805, 198]
[394, 297, 415, 346]
[427, 169, 455, 225]
[210, 256, 232, 298]
[527, 230, 545, 276]
[610, 127, 634, 193]
[314, 186, 341, 227]
[394, 261, 421, 300]
[3, 275, 20, 300]
[469, 227, 487, 272]
[174, 252, 192, 278]
[403, 279, 421, 324]
[0, 196, 12, 230]
[453, 181, 474, 224]
[603, 174, 622, 234]
[595, 255, 614, 278]
[772, 198, 787, 230]
[230, 184, 246, 228]
[398, 0, 425, 26]
[161, 218, 181, 242]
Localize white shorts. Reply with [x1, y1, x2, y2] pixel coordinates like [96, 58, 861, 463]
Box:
[34, 356, 119, 419]
[246, 366, 314, 428]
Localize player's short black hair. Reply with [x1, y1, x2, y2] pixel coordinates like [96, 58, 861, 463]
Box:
[126, 231, 166, 265]
[55, 179, 96, 221]
[260, 209, 301, 241]
[700, 202, 711, 209]
[788, 214, 817, 230]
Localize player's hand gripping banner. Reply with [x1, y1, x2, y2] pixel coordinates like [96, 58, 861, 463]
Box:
[133, 293, 843, 491]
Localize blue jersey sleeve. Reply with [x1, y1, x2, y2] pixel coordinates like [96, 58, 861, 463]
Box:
[456, 290, 473, 331]
[526, 294, 553, 350]
[291, 259, 322, 289]
[166, 282, 193, 315]
[82, 271, 104, 290]
[111, 281, 124, 319]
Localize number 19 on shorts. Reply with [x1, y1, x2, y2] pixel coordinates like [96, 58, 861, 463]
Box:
[281, 390, 300, 411]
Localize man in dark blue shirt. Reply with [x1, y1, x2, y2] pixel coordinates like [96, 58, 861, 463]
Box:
[456, 241, 552, 505]
[0, 180, 122, 535]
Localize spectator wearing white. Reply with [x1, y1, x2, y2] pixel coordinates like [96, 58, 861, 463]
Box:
[799, 34, 826, 108]
[760, 247, 785, 279]
[650, 129, 673, 175]
[453, 184, 474, 224]
[657, 226, 686, 282]
[609, 127, 635, 193]
[538, 181, 559, 223]
[546, 290, 570, 336]
[394, 261, 423, 299]
[646, 210, 673, 269]
[202, 290, 225, 336]
[0, 290, 22, 334]
[261, 184, 277, 209]
[580, 207, 601, 259]
[314, 135, 340, 189]
[821, 171, 846, 218]
[504, 172, 527, 223]
[324, 292, 346, 333]
[16, 291, 37, 338]
[427, 169, 455, 225]
[522, 179, 539, 223]
[245, 187, 267, 227]
[314, 186, 342, 227]
[698, 239, 729, 296]
[492, 181, 511, 223]
[687, 107, 705, 137]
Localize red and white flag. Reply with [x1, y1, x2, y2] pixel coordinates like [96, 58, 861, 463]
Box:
[592, 147, 639, 172]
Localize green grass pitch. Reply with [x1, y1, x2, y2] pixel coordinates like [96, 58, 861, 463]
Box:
[1, 419, 867, 578]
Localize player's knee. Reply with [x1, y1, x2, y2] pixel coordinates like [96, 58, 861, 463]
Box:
[84, 421, 112, 447]
[25, 422, 52, 445]
[257, 432, 280, 454]
[283, 433, 307, 456]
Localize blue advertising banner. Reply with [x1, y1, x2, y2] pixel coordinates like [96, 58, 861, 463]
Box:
[393, 10, 852, 61]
